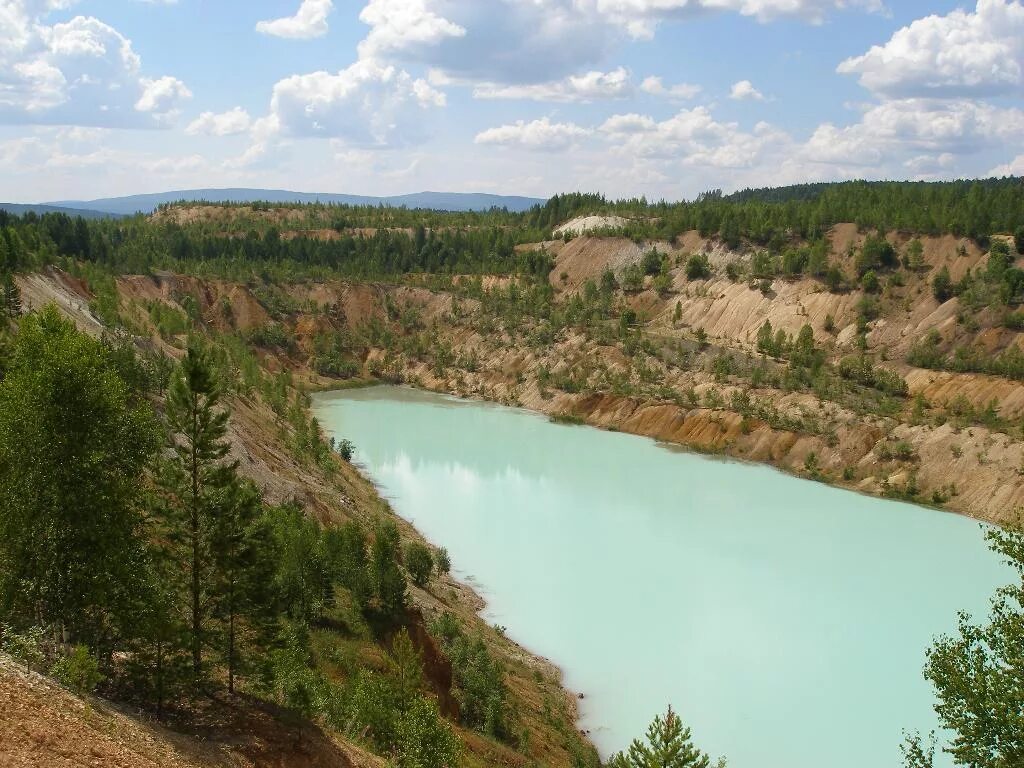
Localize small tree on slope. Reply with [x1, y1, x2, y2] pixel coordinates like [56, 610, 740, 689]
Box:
[608, 706, 724, 768]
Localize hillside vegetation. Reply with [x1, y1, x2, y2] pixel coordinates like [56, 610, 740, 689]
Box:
[2, 179, 1024, 767]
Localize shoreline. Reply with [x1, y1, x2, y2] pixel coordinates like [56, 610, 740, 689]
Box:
[317, 380, 999, 528]
[311, 389, 595, 756]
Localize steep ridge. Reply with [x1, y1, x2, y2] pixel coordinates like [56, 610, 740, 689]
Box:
[7, 269, 597, 768]
[21, 217, 1023, 525]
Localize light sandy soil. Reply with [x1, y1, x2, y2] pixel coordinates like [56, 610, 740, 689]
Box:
[553, 215, 629, 237]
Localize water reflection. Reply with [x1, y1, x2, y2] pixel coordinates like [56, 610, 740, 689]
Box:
[314, 386, 1008, 768]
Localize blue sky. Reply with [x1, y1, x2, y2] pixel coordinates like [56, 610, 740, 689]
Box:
[1, 0, 1022, 202]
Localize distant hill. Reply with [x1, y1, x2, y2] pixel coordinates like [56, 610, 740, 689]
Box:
[0, 203, 122, 220]
[43, 189, 545, 216]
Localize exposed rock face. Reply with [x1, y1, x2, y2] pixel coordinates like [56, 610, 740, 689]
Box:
[16, 220, 1024, 527]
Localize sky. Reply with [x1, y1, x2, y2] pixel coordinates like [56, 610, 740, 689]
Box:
[1, 0, 1023, 203]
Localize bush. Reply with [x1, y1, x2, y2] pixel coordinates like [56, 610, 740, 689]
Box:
[860, 270, 880, 294]
[1015, 226, 1024, 255]
[933, 266, 953, 302]
[1, 624, 45, 672]
[51, 645, 104, 695]
[336, 438, 355, 462]
[435, 547, 451, 576]
[404, 542, 434, 588]
[394, 695, 462, 768]
[685, 254, 712, 281]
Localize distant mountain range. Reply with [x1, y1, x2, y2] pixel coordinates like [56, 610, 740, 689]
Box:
[0, 189, 546, 218]
[0, 202, 123, 219]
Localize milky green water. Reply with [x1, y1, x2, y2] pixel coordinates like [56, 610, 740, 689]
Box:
[313, 386, 1009, 768]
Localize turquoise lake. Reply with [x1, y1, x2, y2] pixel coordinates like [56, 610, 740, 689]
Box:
[313, 386, 1009, 768]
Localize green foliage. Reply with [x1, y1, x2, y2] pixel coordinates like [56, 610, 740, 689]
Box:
[920, 524, 1024, 768]
[860, 269, 880, 294]
[608, 706, 720, 768]
[0, 306, 158, 650]
[444, 633, 510, 739]
[1, 624, 45, 672]
[265, 503, 332, 622]
[370, 520, 407, 617]
[404, 542, 434, 588]
[1015, 226, 1024, 255]
[435, 548, 451, 576]
[901, 732, 935, 768]
[51, 645, 104, 695]
[855, 235, 898, 277]
[685, 254, 712, 281]
[393, 694, 462, 768]
[932, 266, 954, 302]
[337, 438, 355, 461]
[161, 342, 233, 683]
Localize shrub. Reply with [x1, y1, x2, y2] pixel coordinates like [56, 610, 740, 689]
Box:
[404, 542, 434, 588]
[860, 270, 880, 294]
[1, 624, 45, 672]
[1015, 226, 1024, 255]
[933, 267, 953, 302]
[435, 547, 451, 576]
[685, 254, 712, 281]
[394, 695, 462, 768]
[336, 438, 355, 462]
[51, 645, 104, 695]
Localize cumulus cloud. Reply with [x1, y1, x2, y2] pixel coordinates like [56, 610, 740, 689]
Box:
[256, 0, 333, 40]
[640, 76, 701, 100]
[266, 59, 445, 146]
[730, 79, 765, 100]
[475, 117, 590, 151]
[802, 99, 1024, 165]
[989, 154, 1024, 176]
[838, 0, 1024, 98]
[185, 107, 252, 136]
[354, 0, 882, 86]
[600, 106, 788, 168]
[136, 75, 191, 113]
[0, 2, 190, 127]
[473, 68, 632, 102]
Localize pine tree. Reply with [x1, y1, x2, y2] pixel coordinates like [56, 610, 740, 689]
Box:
[162, 342, 232, 686]
[608, 707, 720, 768]
[369, 519, 407, 617]
[1, 273, 21, 318]
[211, 478, 271, 694]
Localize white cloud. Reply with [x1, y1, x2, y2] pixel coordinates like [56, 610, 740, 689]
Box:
[838, 0, 1024, 98]
[599, 106, 787, 168]
[266, 59, 445, 147]
[256, 0, 333, 40]
[354, 0, 882, 86]
[813, 99, 1024, 159]
[475, 117, 590, 151]
[0, 3, 190, 127]
[473, 67, 632, 102]
[730, 79, 765, 100]
[989, 154, 1024, 176]
[186, 107, 252, 136]
[640, 76, 701, 100]
[135, 75, 191, 113]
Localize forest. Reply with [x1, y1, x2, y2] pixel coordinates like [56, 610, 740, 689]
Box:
[1, 178, 1024, 768]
